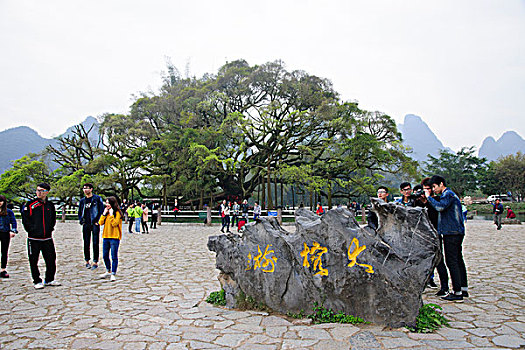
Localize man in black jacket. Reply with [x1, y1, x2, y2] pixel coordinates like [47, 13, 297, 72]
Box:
[78, 183, 104, 269]
[21, 183, 60, 289]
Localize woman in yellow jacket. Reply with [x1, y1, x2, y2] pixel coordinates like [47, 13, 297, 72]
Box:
[98, 197, 123, 282]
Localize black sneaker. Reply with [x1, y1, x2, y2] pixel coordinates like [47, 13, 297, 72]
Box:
[462, 291, 469, 298]
[427, 280, 438, 289]
[441, 293, 464, 302]
[435, 289, 449, 297]
[0, 271, 9, 278]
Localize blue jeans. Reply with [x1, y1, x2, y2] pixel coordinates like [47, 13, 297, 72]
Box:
[134, 218, 141, 233]
[102, 238, 120, 274]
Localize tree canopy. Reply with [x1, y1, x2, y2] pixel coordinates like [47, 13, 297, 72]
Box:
[2, 59, 418, 208]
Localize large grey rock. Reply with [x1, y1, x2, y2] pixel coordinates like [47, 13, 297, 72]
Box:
[207, 200, 441, 327]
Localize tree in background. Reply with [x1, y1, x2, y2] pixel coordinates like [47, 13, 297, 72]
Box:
[425, 147, 487, 197]
[0, 156, 51, 205]
[2, 59, 419, 208]
[485, 152, 525, 201]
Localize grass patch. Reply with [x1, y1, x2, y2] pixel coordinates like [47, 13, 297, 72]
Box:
[205, 289, 226, 306]
[235, 290, 272, 312]
[407, 303, 449, 333]
[287, 302, 367, 325]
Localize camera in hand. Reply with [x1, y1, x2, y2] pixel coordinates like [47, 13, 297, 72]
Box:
[408, 188, 425, 200]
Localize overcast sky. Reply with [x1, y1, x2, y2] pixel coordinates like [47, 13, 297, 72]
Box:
[1, 0, 524, 151]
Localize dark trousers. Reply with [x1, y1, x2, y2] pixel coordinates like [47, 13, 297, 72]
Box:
[221, 215, 230, 232]
[27, 239, 56, 284]
[150, 214, 157, 228]
[82, 224, 100, 263]
[231, 214, 238, 227]
[141, 218, 149, 233]
[102, 238, 120, 274]
[443, 234, 468, 293]
[436, 235, 449, 290]
[128, 217, 134, 233]
[0, 231, 11, 269]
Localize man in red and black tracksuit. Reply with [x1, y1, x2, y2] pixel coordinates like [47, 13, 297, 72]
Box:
[21, 183, 61, 289]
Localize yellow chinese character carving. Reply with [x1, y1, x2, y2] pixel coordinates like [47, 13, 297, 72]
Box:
[301, 242, 329, 276]
[246, 245, 277, 273]
[347, 238, 374, 273]
[246, 253, 253, 271]
[300, 243, 311, 268]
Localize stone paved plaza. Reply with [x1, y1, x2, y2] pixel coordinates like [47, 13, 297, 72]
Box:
[0, 219, 524, 349]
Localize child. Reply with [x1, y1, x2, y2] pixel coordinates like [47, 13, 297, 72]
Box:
[0, 195, 17, 278]
[99, 197, 123, 282]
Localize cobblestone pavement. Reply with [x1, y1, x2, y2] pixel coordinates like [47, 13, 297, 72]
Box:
[0, 220, 523, 349]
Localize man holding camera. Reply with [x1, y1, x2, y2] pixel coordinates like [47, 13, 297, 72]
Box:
[424, 175, 468, 302]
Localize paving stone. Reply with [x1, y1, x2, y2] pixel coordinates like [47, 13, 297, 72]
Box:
[0, 221, 522, 349]
[379, 337, 423, 348]
[465, 327, 496, 337]
[327, 324, 360, 339]
[260, 315, 293, 326]
[407, 332, 444, 340]
[282, 339, 319, 349]
[421, 340, 475, 348]
[298, 327, 332, 340]
[313, 339, 351, 350]
[506, 321, 525, 333]
[468, 335, 492, 347]
[348, 331, 383, 348]
[448, 321, 474, 329]
[492, 335, 525, 348]
[214, 333, 251, 347]
[436, 327, 468, 339]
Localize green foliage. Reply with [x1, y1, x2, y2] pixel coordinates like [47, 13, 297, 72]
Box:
[407, 303, 449, 333]
[288, 302, 366, 325]
[487, 152, 525, 200]
[22, 59, 419, 207]
[425, 147, 487, 197]
[234, 290, 271, 312]
[308, 302, 367, 324]
[205, 289, 226, 306]
[0, 156, 51, 203]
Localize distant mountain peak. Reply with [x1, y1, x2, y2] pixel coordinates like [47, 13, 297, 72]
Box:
[479, 131, 525, 161]
[398, 114, 446, 162]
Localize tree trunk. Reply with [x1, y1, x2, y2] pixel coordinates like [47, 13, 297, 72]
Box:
[309, 191, 313, 211]
[61, 203, 66, 223]
[199, 189, 204, 210]
[292, 185, 295, 209]
[266, 163, 273, 210]
[280, 181, 284, 208]
[327, 181, 332, 209]
[257, 175, 261, 205]
[262, 173, 266, 209]
[274, 172, 278, 209]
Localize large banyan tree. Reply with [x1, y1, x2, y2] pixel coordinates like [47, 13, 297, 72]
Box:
[45, 59, 416, 208]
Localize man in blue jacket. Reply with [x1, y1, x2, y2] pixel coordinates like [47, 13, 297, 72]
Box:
[78, 183, 105, 270]
[425, 175, 468, 302]
[492, 199, 504, 230]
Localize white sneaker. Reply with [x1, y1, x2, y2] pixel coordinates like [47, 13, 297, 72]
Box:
[100, 271, 111, 279]
[34, 282, 44, 289]
[44, 280, 61, 286]
[110, 274, 116, 282]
